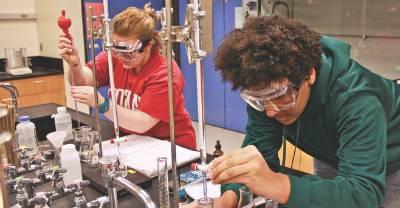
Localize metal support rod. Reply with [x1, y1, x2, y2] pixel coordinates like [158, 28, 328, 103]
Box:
[102, 0, 120, 140]
[192, 0, 209, 200]
[361, 0, 367, 39]
[165, 0, 179, 207]
[88, 6, 103, 157]
[107, 183, 118, 208]
[193, 0, 206, 163]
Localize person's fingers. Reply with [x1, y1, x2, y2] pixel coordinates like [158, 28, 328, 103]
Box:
[71, 94, 90, 105]
[209, 147, 250, 170]
[212, 162, 252, 185]
[210, 150, 255, 180]
[58, 41, 72, 50]
[70, 86, 80, 94]
[209, 145, 258, 175]
[71, 93, 87, 100]
[58, 35, 72, 44]
[71, 89, 88, 96]
[73, 86, 94, 94]
[59, 48, 72, 57]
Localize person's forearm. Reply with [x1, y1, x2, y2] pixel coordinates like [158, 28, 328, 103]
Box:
[103, 103, 158, 133]
[67, 62, 94, 86]
[219, 191, 239, 208]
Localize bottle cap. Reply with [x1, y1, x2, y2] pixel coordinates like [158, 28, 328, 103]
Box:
[57, 106, 67, 114]
[215, 140, 221, 149]
[18, 115, 30, 122]
[178, 189, 187, 201]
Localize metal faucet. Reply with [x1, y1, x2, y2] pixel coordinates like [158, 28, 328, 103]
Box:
[66, 180, 91, 208]
[11, 176, 37, 208]
[28, 191, 57, 208]
[12, 184, 57, 208]
[86, 196, 109, 208]
[99, 156, 156, 208]
[14, 146, 35, 172]
[0, 82, 19, 110]
[14, 178, 29, 208]
[51, 167, 71, 197]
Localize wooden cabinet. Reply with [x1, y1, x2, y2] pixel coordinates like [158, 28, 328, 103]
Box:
[0, 74, 66, 107]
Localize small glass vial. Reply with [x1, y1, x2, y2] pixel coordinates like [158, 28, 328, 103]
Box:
[213, 140, 224, 159]
[239, 185, 255, 208]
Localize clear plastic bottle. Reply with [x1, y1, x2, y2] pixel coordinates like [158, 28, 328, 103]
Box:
[60, 144, 82, 185]
[52, 107, 73, 141]
[16, 115, 39, 156]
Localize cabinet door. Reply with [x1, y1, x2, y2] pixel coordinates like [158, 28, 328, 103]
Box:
[180, 0, 226, 128]
[180, 0, 247, 132]
[223, 0, 247, 133]
[0, 75, 66, 107]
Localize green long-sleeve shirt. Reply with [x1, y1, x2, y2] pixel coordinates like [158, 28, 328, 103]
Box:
[221, 36, 400, 208]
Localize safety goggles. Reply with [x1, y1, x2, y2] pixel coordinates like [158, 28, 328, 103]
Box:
[111, 39, 146, 60]
[240, 82, 298, 112]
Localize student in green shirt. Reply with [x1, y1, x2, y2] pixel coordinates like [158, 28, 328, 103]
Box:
[206, 16, 400, 208]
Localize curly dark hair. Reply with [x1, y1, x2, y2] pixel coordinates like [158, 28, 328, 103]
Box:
[214, 15, 322, 90]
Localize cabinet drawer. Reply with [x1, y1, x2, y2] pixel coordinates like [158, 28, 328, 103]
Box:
[0, 75, 65, 97]
[0, 74, 66, 107]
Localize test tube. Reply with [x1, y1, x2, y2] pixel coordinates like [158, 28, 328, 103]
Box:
[191, 162, 214, 207]
[157, 157, 170, 208]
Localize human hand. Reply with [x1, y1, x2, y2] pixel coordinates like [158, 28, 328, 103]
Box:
[58, 33, 80, 66]
[70, 86, 104, 107]
[179, 191, 238, 208]
[208, 145, 289, 203]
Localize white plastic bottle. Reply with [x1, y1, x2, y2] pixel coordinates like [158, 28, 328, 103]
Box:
[52, 107, 73, 141]
[16, 115, 39, 156]
[60, 144, 82, 185]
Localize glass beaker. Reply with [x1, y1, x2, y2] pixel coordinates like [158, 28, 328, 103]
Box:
[80, 126, 93, 138]
[38, 141, 55, 166]
[99, 155, 118, 178]
[238, 185, 255, 208]
[79, 127, 94, 163]
[72, 127, 83, 151]
[88, 131, 100, 167]
[157, 157, 170, 208]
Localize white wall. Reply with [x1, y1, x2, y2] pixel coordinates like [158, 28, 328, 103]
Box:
[0, 0, 89, 113]
[0, 0, 39, 58]
[34, 0, 89, 113]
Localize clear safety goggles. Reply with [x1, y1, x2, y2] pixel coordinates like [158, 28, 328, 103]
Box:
[240, 82, 298, 112]
[111, 39, 145, 60]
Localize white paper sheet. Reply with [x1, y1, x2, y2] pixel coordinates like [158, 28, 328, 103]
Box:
[184, 181, 221, 199]
[101, 135, 200, 177]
